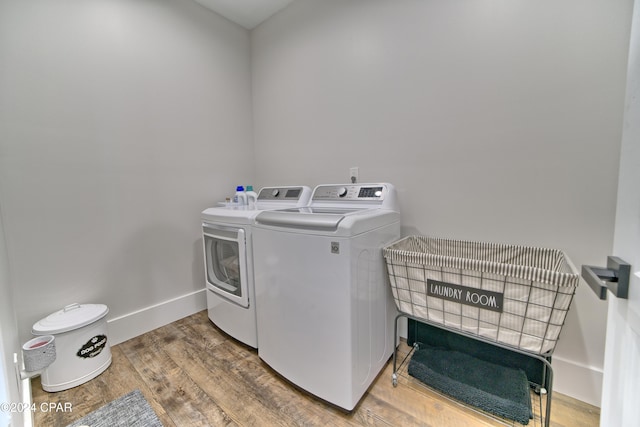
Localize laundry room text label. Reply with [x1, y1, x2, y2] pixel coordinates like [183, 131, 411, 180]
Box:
[426, 280, 503, 312]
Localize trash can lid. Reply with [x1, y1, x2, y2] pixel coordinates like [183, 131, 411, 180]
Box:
[32, 303, 109, 335]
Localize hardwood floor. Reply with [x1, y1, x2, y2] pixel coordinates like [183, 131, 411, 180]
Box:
[31, 310, 599, 426]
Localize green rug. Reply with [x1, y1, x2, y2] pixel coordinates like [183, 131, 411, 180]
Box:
[407, 320, 549, 387]
[408, 344, 532, 424]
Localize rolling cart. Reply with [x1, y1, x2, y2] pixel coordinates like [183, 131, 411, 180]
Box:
[383, 236, 580, 427]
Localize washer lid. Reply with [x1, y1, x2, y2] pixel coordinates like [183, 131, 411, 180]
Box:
[32, 303, 109, 335]
[254, 207, 369, 231]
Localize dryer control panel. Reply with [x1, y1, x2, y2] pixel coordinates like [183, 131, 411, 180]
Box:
[258, 186, 308, 201]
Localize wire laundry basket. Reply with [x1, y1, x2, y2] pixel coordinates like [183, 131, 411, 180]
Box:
[383, 236, 580, 355]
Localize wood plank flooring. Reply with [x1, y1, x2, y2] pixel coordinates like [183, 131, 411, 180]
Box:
[31, 310, 599, 426]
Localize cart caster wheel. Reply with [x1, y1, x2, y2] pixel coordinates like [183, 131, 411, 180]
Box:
[392, 374, 398, 387]
[539, 388, 547, 395]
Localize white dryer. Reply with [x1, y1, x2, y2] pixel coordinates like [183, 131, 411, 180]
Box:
[252, 183, 400, 410]
[201, 186, 311, 348]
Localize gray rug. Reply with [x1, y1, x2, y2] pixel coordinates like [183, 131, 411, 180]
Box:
[66, 390, 162, 427]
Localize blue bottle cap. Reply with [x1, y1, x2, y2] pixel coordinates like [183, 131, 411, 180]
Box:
[246, 185, 254, 191]
[236, 186, 244, 191]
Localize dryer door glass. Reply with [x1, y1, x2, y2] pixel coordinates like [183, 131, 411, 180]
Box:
[203, 225, 249, 308]
[208, 238, 240, 294]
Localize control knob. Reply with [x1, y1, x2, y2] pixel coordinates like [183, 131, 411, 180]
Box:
[271, 189, 280, 197]
[337, 187, 348, 197]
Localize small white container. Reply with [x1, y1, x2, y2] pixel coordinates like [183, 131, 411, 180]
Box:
[22, 335, 56, 372]
[32, 303, 111, 392]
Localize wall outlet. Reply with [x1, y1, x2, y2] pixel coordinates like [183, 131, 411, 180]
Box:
[349, 167, 359, 183]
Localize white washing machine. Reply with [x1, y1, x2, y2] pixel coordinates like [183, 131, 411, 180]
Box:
[252, 183, 400, 410]
[201, 186, 311, 348]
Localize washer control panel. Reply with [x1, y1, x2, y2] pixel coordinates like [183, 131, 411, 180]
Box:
[312, 184, 386, 201]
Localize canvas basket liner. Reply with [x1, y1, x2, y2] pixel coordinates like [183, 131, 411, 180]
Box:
[383, 236, 580, 355]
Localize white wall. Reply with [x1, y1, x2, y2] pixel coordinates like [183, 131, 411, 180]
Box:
[252, 0, 633, 406]
[0, 0, 254, 345]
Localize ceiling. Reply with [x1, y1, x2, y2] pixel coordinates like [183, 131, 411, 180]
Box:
[192, 0, 295, 30]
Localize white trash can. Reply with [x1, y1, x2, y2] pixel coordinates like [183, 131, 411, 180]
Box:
[32, 303, 111, 392]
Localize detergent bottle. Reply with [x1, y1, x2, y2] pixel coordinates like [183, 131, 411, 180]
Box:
[233, 186, 247, 206]
[246, 185, 258, 207]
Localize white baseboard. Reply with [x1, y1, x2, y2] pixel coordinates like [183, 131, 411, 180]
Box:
[107, 289, 207, 346]
[19, 376, 32, 427]
[551, 355, 603, 408]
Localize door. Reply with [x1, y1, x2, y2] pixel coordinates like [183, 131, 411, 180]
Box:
[0, 210, 26, 427]
[202, 223, 249, 308]
[600, 0, 640, 425]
